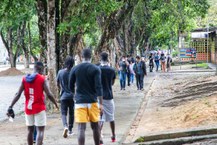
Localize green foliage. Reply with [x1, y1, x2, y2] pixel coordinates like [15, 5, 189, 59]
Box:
[58, 0, 123, 36]
[0, 0, 35, 29]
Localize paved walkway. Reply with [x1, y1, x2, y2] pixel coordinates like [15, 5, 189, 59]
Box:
[0, 74, 156, 145]
[0, 76, 24, 121]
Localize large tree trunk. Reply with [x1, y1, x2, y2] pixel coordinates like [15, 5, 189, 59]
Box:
[95, 0, 139, 60]
[36, 0, 47, 62]
[21, 21, 30, 68]
[28, 22, 38, 62]
[8, 28, 16, 68]
[47, 0, 58, 104]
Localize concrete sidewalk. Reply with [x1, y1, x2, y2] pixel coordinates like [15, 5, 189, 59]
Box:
[0, 75, 156, 145]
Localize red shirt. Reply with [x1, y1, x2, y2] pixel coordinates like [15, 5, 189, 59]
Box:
[23, 74, 46, 115]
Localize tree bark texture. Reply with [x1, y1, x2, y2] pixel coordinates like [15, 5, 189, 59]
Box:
[47, 0, 58, 103]
[36, 0, 47, 62]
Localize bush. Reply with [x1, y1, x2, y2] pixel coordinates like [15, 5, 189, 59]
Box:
[172, 51, 179, 57]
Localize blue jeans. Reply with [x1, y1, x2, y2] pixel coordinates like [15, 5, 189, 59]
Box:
[130, 73, 134, 84]
[155, 61, 160, 71]
[119, 71, 127, 89]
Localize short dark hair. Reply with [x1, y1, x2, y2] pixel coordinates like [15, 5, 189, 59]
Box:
[64, 56, 74, 69]
[136, 56, 141, 59]
[82, 48, 92, 60]
[34, 61, 44, 73]
[100, 52, 108, 62]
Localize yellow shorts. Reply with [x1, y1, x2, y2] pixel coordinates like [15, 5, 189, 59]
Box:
[75, 103, 100, 123]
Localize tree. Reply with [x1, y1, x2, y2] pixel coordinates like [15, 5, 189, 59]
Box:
[47, 0, 58, 104]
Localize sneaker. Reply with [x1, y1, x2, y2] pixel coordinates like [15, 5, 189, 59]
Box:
[111, 136, 116, 142]
[100, 140, 104, 145]
[68, 130, 74, 136]
[141, 88, 144, 91]
[63, 127, 68, 138]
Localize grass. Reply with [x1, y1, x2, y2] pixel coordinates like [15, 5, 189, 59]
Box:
[196, 63, 209, 69]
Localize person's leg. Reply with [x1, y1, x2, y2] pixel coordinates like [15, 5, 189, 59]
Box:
[119, 71, 123, 89]
[36, 126, 45, 145]
[140, 74, 144, 90]
[61, 100, 68, 128]
[163, 62, 166, 72]
[110, 121, 116, 140]
[33, 126, 37, 143]
[123, 72, 126, 89]
[136, 74, 140, 90]
[157, 62, 159, 71]
[127, 72, 131, 86]
[61, 100, 69, 138]
[78, 123, 86, 145]
[68, 99, 74, 133]
[91, 122, 100, 145]
[27, 126, 34, 145]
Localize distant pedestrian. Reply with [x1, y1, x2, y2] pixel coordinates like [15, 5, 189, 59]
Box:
[57, 56, 75, 138]
[118, 56, 129, 90]
[129, 61, 135, 84]
[69, 49, 103, 145]
[149, 53, 154, 72]
[160, 53, 166, 72]
[99, 52, 116, 144]
[166, 54, 172, 72]
[154, 53, 160, 71]
[7, 62, 59, 145]
[126, 55, 131, 86]
[134, 56, 147, 90]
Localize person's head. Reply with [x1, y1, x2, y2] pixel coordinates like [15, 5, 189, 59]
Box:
[127, 55, 130, 58]
[122, 56, 126, 61]
[34, 61, 44, 74]
[136, 56, 141, 62]
[64, 56, 74, 70]
[150, 53, 153, 56]
[100, 52, 109, 62]
[82, 48, 92, 61]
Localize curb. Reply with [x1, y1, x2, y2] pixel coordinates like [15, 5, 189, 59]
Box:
[120, 76, 156, 144]
[134, 134, 217, 145]
[134, 128, 217, 143]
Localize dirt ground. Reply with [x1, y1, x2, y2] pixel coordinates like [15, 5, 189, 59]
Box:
[125, 71, 217, 143]
[0, 68, 24, 76]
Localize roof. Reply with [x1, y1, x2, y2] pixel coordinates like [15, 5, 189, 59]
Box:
[191, 27, 217, 32]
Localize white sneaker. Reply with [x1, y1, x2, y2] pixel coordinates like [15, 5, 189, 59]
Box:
[63, 127, 68, 138]
[68, 131, 74, 136]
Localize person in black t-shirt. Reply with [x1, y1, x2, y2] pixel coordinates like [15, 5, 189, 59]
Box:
[57, 56, 74, 137]
[69, 49, 103, 145]
[99, 52, 116, 144]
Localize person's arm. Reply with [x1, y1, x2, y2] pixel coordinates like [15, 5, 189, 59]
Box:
[56, 71, 60, 90]
[143, 62, 147, 76]
[9, 82, 24, 108]
[43, 80, 59, 109]
[68, 68, 76, 94]
[94, 68, 103, 113]
[112, 70, 116, 85]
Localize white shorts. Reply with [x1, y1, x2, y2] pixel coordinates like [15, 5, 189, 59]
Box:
[101, 99, 115, 122]
[25, 110, 46, 126]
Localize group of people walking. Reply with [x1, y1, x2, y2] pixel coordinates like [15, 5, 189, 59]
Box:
[149, 52, 172, 73]
[7, 49, 117, 145]
[118, 55, 147, 91]
[118, 52, 172, 91]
